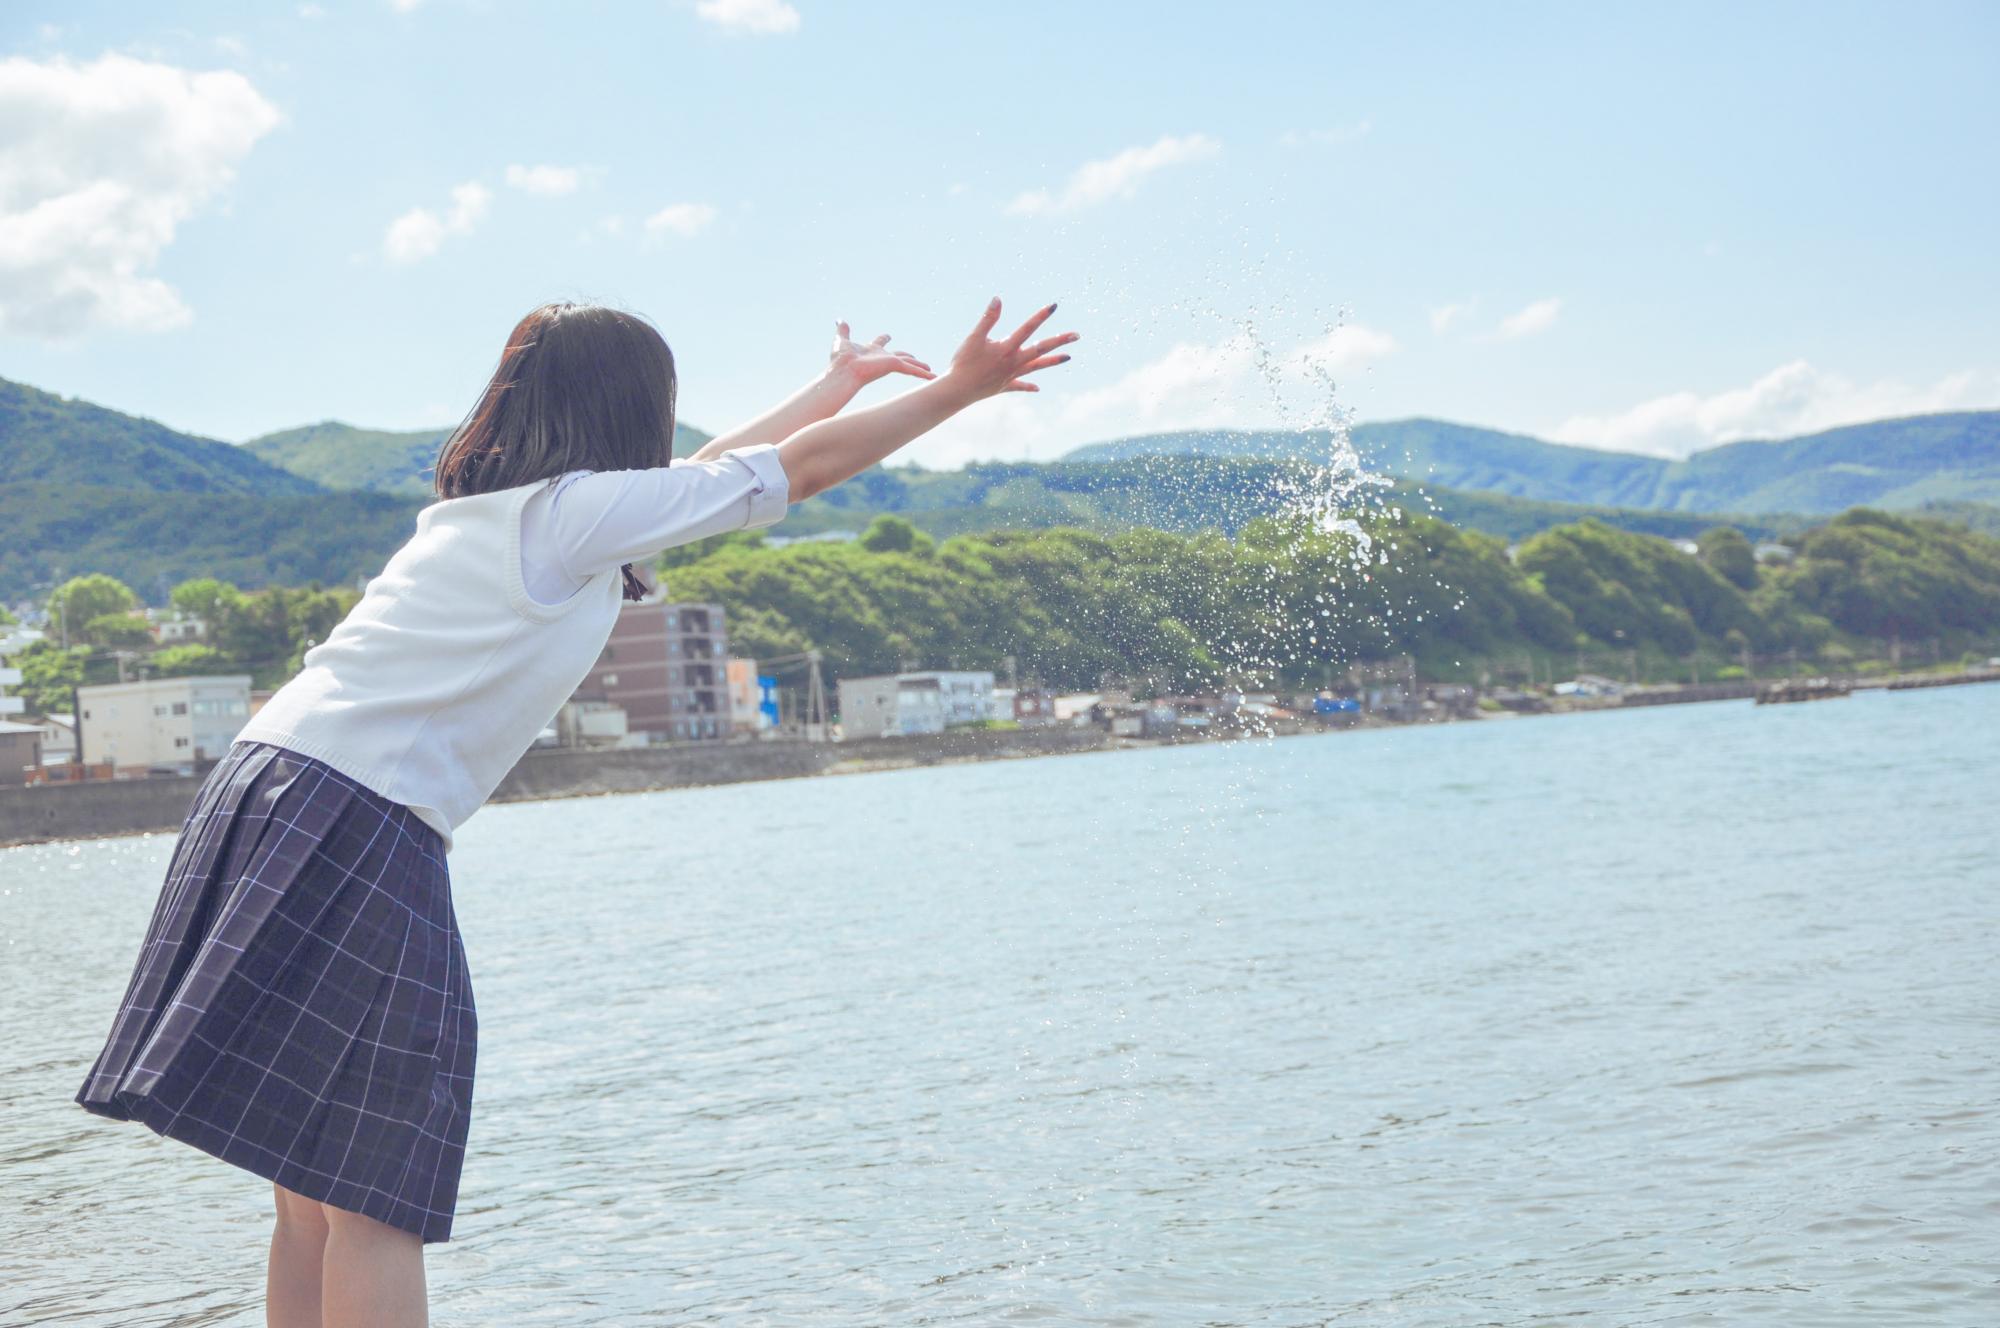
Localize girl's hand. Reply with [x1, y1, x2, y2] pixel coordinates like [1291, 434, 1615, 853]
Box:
[830, 322, 935, 388]
[943, 298, 1078, 402]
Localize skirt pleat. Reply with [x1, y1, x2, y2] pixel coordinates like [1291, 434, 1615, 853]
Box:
[74, 740, 477, 1244]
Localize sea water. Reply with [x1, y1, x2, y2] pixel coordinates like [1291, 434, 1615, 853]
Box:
[2, 684, 1996, 1324]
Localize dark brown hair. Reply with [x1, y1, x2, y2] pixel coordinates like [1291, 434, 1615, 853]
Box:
[434, 301, 679, 601]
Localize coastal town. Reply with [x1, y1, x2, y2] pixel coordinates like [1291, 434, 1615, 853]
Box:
[5, 583, 1996, 850]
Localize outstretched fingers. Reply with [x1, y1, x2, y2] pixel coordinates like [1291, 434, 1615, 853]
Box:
[1006, 302, 1058, 350]
[969, 296, 1003, 342]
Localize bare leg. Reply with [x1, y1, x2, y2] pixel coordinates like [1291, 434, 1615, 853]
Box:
[321, 1201, 428, 1328]
[267, 1183, 328, 1328]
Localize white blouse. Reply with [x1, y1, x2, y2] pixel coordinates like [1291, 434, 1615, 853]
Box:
[235, 442, 791, 855]
[518, 443, 791, 606]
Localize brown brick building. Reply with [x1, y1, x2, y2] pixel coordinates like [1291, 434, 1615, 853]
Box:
[573, 601, 730, 741]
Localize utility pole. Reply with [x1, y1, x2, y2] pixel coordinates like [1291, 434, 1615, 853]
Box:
[805, 649, 827, 742]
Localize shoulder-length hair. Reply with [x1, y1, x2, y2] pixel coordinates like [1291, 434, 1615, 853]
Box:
[434, 301, 678, 601]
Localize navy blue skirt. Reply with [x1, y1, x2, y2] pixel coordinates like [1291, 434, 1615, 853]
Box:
[75, 739, 477, 1244]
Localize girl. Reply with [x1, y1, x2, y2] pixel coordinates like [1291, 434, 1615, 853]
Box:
[74, 296, 1076, 1326]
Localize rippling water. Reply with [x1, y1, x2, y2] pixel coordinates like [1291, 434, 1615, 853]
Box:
[4, 685, 1997, 1325]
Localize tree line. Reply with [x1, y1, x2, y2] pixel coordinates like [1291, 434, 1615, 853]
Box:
[4, 575, 357, 716]
[6, 506, 1996, 716]
[663, 506, 2000, 691]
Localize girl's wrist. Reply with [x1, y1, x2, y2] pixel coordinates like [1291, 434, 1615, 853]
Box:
[930, 370, 984, 410]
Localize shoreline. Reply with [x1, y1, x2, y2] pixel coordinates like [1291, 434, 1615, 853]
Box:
[5, 669, 1994, 849]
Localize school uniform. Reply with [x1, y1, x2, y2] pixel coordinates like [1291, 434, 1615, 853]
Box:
[74, 443, 790, 1243]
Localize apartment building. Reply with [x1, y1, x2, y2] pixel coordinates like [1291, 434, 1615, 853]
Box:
[572, 601, 731, 741]
[75, 675, 253, 775]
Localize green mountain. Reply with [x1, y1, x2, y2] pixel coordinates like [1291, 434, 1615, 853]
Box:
[777, 457, 1796, 545]
[1063, 412, 2000, 515]
[0, 482, 423, 605]
[8, 370, 1999, 607]
[243, 420, 717, 495]
[243, 423, 450, 497]
[0, 377, 319, 495]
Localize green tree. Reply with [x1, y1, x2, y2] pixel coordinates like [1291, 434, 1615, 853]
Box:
[9, 639, 91, 715]
[170, 577, 245, 623]
[1698, 526, 1759, 590]
[150, 643, 230, 676]
[47, 574, 139, 645]
[859, 515, 923, 554]
[82, 612, 154, 649]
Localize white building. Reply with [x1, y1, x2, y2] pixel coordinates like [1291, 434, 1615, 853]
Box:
[76, 674, 253, 774]
[0, 661, 23, 717]
[147, 609, 208, 644]
[892, 670, 995, 727]
[35, 713, 77, 763]
[546, 698, 631, 748]
[837, 674, 946, 739]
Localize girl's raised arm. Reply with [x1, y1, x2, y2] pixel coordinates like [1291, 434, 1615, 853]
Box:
[773, 297, 1076, 502]
[689, 324, 934, 462]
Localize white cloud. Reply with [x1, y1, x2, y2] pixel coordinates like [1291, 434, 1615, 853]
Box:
[1291, 324, 1398, 374]
[1494, 297, 1561, 340]
[1280, 117, 1372, 147]
[644, 201, 717, 238]
[215, 35, 249, 57]
[695, 0, 801, 36]
[382, 181, 490, 263]
[505, 162, 585, 196]
[1007, 133, 1221, 217]
[0, 53, 281, 338]
[1059, 337, 1260, 434]
[1064, 323, 1395, 430]
[1429, 300, 1474, 335]
[1552, 360, 2000, 459]
[389, 0, 424, 12]
[916, 321, 1398, 466]
[298, 4, 325, 17]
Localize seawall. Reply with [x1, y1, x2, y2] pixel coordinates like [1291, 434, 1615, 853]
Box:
[0, 726, 1124, 849]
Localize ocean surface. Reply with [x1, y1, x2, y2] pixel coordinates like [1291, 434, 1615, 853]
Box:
[2, 685, 1996, 1326]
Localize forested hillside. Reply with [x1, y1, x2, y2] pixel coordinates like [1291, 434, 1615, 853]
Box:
[1064, 412, 2000, 515]
[654, 508, 2000, 689]
[0, 378, 318, 495]
[243, 420, 716, 495]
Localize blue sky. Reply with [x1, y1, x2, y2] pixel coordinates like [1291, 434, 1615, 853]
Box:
[2, 1, 1996, 466]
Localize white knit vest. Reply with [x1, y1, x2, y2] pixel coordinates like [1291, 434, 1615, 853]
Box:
[234, 475, 622, 853]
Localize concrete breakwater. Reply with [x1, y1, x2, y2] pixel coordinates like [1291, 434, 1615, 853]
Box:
[0, 726, 1123, 849]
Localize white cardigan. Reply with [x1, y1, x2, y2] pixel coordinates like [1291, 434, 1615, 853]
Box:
[234, 444, 789, 853]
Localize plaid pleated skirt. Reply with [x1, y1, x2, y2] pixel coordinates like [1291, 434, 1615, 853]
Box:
[74, 739, 477, 1244]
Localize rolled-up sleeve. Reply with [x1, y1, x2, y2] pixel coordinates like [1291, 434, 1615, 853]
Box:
[545, 443, 792, 579]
